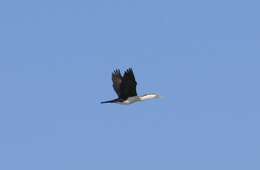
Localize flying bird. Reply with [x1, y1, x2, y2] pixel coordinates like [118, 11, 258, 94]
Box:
[101, 68, 160, 105]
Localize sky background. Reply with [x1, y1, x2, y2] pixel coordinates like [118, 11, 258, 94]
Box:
[0, 0, 260, 169]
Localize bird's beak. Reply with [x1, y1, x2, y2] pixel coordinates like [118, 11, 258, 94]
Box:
[157, 95, 162, 99]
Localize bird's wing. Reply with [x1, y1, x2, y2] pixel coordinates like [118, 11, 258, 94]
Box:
[120, 68, 137, 99]
[112, 69, 123, 97]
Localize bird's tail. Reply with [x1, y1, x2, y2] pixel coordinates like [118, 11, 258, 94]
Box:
[100, 99, 117, 104]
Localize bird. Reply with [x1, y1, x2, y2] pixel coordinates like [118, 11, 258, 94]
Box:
[101, 68, 160, 105]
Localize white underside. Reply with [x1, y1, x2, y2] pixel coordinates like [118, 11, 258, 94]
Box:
[117, 94, 160, 105]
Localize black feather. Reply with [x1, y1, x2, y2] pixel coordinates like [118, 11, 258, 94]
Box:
[111, 68, 138, 99]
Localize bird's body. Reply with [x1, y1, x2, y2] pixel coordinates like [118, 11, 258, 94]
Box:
[101, 68, 159, 105]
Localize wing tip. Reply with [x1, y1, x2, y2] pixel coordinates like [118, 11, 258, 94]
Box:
[125, 67, 134, 74]
[112, 69, 121, 77]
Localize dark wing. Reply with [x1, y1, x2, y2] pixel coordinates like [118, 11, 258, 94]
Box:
[112, 69, 123, 97]
[120, 68, 137, 99]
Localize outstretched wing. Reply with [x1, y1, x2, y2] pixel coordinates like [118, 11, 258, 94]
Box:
[120, 68, 137, 99]
[112, 69, 123, 97]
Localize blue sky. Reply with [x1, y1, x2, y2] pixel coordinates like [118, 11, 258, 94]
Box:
[0, 0, 259, 169]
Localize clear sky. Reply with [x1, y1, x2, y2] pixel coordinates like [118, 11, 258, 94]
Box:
[0, 0, 259, 169]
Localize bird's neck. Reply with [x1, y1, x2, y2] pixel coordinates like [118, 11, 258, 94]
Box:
[139, 94, 160, 101]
